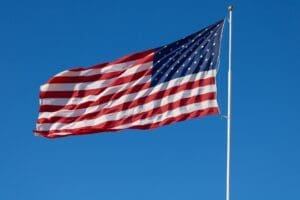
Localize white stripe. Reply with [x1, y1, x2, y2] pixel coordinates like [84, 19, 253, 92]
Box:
[41, 69, 216, 106]
[48, 132, 70, 136]
[54, 53, 154, 77]
[41, 62, 152, 92]
[38, 84, 216, 120]
[112, 100, 218, 129]
[36, 86, 216, 131]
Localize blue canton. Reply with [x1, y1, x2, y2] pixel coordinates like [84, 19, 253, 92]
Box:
[151, 20, 224, 86]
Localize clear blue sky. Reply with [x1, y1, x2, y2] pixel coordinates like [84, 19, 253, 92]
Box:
[1, 0, 299, 199]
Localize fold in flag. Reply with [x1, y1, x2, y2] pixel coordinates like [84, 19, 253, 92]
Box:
[34, 20, 224, 138]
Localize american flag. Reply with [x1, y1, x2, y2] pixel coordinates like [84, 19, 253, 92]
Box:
[35, 20, 224, 138]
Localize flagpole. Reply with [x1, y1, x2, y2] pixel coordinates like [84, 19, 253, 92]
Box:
[226, 5, 233, 200]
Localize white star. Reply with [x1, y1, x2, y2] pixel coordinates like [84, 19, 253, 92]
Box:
[206, 49, 210, 52]
[214, 33, 218, 36]
[213, 42, 216, 46]
[182, 63, 185, 67]
[212, 52, 215, 56]
[194, 51, 198, 54]
[205, 58, 209, 61]
[200, 54, 203, 58]
[193, 61, 197, 64]
[201, 45, 204, 48]
[176, 70, 179, 73]
[210, 62, 213, 66]
[188, 67, 191, 70]
[188, 57, 192, 61]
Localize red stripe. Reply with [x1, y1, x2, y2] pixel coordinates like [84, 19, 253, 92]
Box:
[68, 49, 154, 72]
[34, 107, 219, 138]
[40, 68, 152, 99]
[39, 77, 215, 112]
[48, 70, 123, 84]
[47, 55, 153, 84]
[37, 92, 217, 133]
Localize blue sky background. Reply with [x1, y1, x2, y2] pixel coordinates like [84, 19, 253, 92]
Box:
[1, 0, 299, 199]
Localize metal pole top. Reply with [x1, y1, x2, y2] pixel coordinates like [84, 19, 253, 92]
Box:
[228, 5, 233, 11]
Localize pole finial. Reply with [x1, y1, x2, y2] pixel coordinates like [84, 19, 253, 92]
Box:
[228, 5, 233, 11]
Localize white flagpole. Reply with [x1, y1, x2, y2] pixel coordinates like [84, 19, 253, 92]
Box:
[226, 5, 233, 200]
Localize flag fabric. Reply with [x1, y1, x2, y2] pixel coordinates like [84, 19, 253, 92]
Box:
[35, 20, 224, 138]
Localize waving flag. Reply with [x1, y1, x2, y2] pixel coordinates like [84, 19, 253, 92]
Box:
[34, 20, 224, 138]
